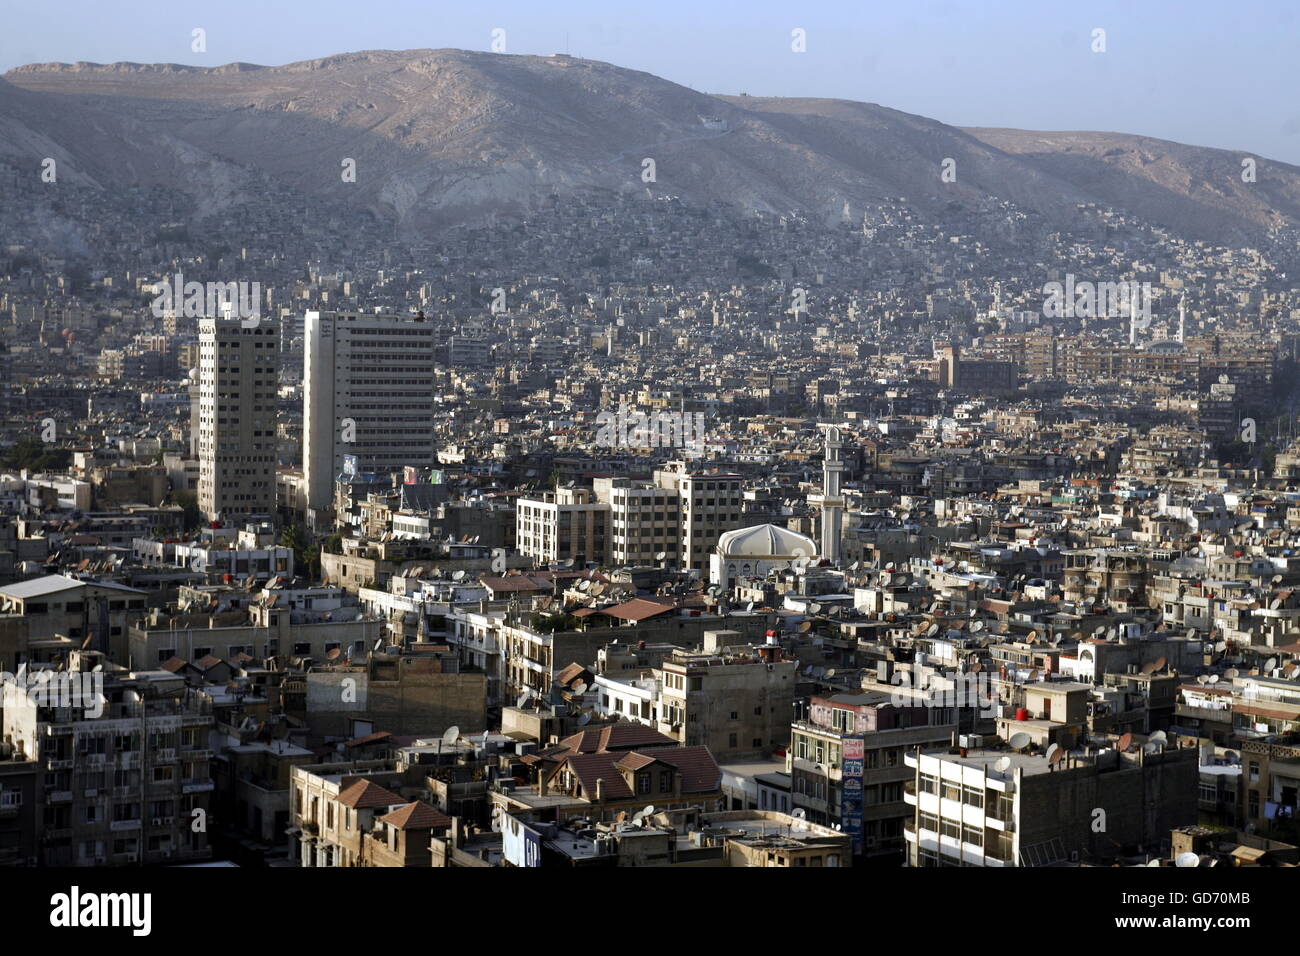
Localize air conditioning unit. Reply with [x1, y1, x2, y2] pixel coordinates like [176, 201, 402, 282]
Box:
[151, 817, 163, 826]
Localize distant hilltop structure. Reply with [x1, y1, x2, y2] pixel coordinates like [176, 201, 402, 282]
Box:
[698, 115, 729, 132]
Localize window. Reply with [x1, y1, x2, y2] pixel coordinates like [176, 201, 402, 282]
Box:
[961, 785, 984, 809]
[637, 773, 651, 795]
[919, 773, 939, 795]
[728, 733, 738, 748]
[659, 772, 672, 793]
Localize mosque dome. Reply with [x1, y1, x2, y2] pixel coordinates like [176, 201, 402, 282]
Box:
[717, 523, 818, 558]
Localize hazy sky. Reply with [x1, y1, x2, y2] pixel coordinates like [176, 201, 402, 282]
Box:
[4, 0, 1297, 164]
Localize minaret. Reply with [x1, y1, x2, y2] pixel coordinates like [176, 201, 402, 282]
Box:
[1178, 295, 1186, 344]
[809, 426, 846, 566]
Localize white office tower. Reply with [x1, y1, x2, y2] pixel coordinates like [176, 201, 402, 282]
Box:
[808, 425, 846, 566]
[196, 316, 280, 522]
[303, 310, 440, 511]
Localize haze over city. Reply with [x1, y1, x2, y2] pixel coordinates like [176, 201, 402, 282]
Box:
[0, 0, 1291, 935]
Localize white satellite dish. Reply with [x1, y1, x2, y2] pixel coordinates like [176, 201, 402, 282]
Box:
[1008, 732, 1032, 751]
[994, 756, 1011, 773]
[442, 725, 460, 744]
[1175, 851, 1200, 868]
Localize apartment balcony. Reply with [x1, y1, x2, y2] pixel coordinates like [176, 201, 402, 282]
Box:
[181, 747, 214, 760]
[45, 724, 73, 736]
[43, 827, 72, 841]
[903, 780, 917, 806]
[182, 779, 215, 794]
[45, 757, 74, 771]
[985, 814, 1014, 833]
[154, 748, 178, 763]
[118, 752, 142, 769]
[110, 819, 142, 832]
[46, 790, 73, 803]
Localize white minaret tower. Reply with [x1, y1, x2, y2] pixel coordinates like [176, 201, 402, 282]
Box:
[809, 426, 846, 566]
[1178, 295, 1186, 344]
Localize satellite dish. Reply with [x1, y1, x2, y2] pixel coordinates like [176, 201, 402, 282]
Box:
[790, 808, 808, 831]
[803, 664, 814, 676]
[1008, 732, 1031, 751]
[577, 712, 592, 726]
[809, 603, 822, 614]
[825, 668, 836, 678]
[578, 580, 591, 591]
[1146, 858, 1161, 867]
[926, 623, 939, 637]
[1149, 730, 1167, 745]
[572, 680, 588, 695]
[442, 726, 460, 744]
[994, 756, 1011, 773]
[799, 621, 812, 633]
[1266, 657, 1279, 672]
[1176, 851, 1201, 868]
[655, 551, 667, 562]
[452, 569, 466, 582]
[813, 667, 825, 678]
[1047, 744, 1064, 766]
[970, 620, 984, 633]
[1207, 674, 1219, 684]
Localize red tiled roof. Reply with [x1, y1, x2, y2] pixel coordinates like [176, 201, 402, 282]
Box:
[614, 752, 659, 772]
[378, 801, 451, 830]
[560, 723, 677, 754]
[653, 746, 722, 793]
[556, 662, 591, 685]
[337, 778, 403, 809]
[595, 598, 678, 623]
[562, 752, 634, 800]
